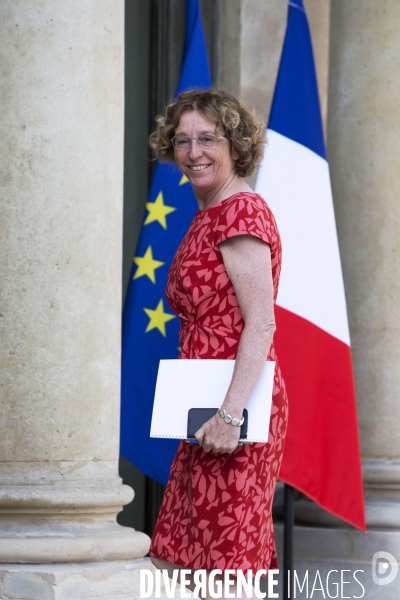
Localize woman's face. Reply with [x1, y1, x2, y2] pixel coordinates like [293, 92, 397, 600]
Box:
[173, 110, 238, 195]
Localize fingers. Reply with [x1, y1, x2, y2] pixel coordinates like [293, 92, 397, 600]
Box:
[194, 418, 240, 454]
[202, 437, 213, 453]
[195, 433, 238, 454]
[194, 426, 205, 447]
[195, 429, 225, 453]
[194, 429, 219, 453]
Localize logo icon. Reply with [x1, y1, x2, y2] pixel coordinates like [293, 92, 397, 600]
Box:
[372, 551, 398, 586]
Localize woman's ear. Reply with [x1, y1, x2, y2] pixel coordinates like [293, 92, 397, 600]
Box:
[232, 147, 240, 161]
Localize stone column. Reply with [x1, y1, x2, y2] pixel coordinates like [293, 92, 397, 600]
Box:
[275, 2, 400, 596]
[328, 0, 400, 529]
[0, 0, 150, 591]
[219, 0, 399, 595]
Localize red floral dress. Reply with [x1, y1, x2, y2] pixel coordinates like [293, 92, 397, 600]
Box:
[150, 192, 288, 573]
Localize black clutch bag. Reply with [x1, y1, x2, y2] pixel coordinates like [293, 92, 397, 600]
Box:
[187, 408, 248, 439]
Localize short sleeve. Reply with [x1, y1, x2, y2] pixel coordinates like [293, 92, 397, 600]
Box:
[213, 193, 278, 249]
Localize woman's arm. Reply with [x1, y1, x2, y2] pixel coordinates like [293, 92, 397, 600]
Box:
[195, 234, 276, 454]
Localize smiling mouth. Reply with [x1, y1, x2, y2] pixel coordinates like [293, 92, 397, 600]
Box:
[188, 164, 211, 171]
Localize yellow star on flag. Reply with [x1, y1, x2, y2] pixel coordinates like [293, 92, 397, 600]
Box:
[179, 174, 189, 185]
[144, 191, 176, 229]
[144, 299, 175, 337]
[133, 246, 164, 284]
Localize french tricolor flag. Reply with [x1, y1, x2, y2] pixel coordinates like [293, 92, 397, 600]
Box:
[256, 0, 366, 531]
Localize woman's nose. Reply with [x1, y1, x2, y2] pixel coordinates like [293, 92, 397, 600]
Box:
[188, 139, 203, 159]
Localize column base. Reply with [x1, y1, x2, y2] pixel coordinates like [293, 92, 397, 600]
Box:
[0, 461, 150, 563]
[0, 558, 159, 600]
[0, 523, 150, 564]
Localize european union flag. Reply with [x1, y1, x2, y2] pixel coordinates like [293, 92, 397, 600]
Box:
[120, 0, 212, 484]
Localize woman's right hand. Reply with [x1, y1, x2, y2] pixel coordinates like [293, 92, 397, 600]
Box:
[195, 412, 241, 454]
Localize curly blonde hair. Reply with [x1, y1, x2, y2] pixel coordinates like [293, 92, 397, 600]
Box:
[149, 88, 266, 178]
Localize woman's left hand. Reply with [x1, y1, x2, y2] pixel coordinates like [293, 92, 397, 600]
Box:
[195, 413, 241, 454]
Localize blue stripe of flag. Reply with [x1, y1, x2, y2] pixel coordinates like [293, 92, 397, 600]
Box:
[268, 0, 326, 159]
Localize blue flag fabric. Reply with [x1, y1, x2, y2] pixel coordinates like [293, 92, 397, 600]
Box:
[268, 0, 326, 159]
[120, 0, 211, 485]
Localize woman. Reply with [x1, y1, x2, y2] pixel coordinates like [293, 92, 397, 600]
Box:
[149, 89, 288, 596]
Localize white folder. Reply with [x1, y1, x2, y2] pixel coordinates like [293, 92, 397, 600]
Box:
[150, 359, 275, 443]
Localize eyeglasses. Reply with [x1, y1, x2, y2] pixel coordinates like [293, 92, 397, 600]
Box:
[171, 134, 228, 150]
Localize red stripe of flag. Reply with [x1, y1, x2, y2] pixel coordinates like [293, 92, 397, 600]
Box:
[275, 306, 366, 531]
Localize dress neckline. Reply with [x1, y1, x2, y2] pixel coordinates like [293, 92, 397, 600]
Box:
[196, 191, 261, 215]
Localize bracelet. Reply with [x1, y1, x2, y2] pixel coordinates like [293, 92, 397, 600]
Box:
[217, 407, 244, 427]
